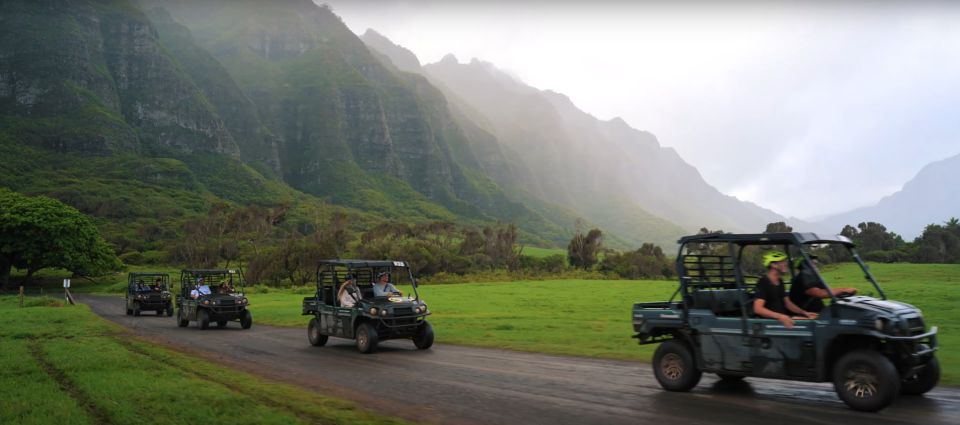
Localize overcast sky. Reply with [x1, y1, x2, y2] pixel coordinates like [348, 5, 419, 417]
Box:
[324, 0, 960, 220]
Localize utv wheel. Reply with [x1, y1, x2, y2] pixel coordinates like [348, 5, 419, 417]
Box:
[833, 350, 900, 411]
[240, 310, 253, 330]
[217, 320, 227, 328]
[125, 307, 132, 316]
[653, 340, 702, 392]
[356, 322, 379, 354]
[198, 309, 210, 330]
[177, 308, 189, 327]
[133, 302, 141, 317]
[902, 356, 940, 396]
[165, 304, 174, 317]
[716, 373, 745, 382]
[413, 321, 434, 350]
[308, 318, 328, 347]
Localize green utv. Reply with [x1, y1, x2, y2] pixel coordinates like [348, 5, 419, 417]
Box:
[125, 272, 173, 316]
[632, 233, 939, 412]
[175, 269, 252, 330]
[303, 260, 433, 354]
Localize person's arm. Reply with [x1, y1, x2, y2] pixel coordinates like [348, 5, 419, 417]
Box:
[785, 297, 817, 319]
[753, 298, 795, 329]
[804, 287, 831, 298]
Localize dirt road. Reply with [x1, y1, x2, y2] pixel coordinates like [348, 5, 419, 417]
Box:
[80, 295, 959, 425]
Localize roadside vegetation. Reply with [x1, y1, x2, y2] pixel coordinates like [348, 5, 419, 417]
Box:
[0, 297, 407, 425]
[243, 262, 958, 386]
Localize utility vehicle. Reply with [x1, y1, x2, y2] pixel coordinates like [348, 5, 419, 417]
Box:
[125, 272, 172, 316]
[303, 260, 433, 353]
[632, 232, 939, 411]
[175, 269, 251, 330]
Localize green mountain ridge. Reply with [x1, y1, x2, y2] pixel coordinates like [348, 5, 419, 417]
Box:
[0, 0, 590, 251]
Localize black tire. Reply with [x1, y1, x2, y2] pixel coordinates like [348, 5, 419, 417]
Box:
[356, 322, 379, 354]
[413, 321, 434, 350]
[652, 340, 702, 392]
[198, 309, 210, 330]
[217, 320, 227, 328]
[177, 308, 189, 327]
[165, 304, 174, 317]
[125, 306, 132, 316]
[308, 318, 328, 347]
[833, 350, 900, 412]
[133, 302, 141, 317]
[902, 356, 940, 395]
[240, 310, 252, 330]
[716, 373, 745, 382]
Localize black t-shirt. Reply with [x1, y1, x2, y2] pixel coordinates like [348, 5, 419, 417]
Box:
[790, 267, 825, 312]
[755, 276, 787, 315]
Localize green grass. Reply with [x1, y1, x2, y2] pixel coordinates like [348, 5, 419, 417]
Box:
[247, 263, 959, 386]
[0, 297, 407, 425]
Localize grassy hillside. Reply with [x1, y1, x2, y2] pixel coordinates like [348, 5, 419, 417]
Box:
[0, 297, 407, 425]
[246, 262, 958, 385]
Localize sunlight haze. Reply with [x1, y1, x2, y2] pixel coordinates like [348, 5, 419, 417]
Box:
[325, 0, 960, 220]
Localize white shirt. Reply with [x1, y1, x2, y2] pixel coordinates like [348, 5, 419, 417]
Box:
[190, 285, 211, 299]
[339, 284, 362, 307]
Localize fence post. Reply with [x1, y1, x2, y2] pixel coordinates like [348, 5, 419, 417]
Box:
[19, 286, 24, 308]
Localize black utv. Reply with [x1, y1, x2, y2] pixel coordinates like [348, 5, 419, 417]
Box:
[175, 269, 252, 330]
[125, 272, 173, 316]
[302, 260, 433, 353]
[632, 232, 939, 412]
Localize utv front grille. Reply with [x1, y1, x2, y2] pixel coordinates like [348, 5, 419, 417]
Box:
[394, 307, 413, 316]
[906, 316, 925, 335]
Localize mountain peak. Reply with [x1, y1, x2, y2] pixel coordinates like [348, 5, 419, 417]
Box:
[359, 28, 422, 73]
[440, 53, 459, 64]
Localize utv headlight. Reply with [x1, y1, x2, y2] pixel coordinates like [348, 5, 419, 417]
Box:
[369, 307, 378, 316]
[203, 300, 210, 305]
[380, 310, 388, 317]
[875, 319, 884, 331]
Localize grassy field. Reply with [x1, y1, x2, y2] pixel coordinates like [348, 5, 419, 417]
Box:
[247, 262, 959, 385]
[0, 297, 407, 425]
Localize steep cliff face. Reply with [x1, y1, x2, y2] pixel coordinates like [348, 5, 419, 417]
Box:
[0, 0, 239, 157]
[424, 56, 785, 234]
[148, 0, 560, 232]
[143, 7, 282, 176]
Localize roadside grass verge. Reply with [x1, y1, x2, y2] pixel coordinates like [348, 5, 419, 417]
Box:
[248, 263, 959, 386]
[0, 297, 408, 425]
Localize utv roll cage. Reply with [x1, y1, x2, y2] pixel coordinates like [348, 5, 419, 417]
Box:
[670, 232, 886, 321]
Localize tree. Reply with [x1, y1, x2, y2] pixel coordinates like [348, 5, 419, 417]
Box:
[0, 190, 121, 287]
[568, 221, 603, 269]
[764, 222, 793, 233]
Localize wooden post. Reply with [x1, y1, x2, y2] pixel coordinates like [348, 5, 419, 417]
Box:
[19, 286, 24, 308]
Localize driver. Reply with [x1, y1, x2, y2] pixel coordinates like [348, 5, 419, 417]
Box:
[789, 254, 857, 313]
[753, 251, 817, 329]
[151, 278, 164, 292]
[190, 278, 211, 299]
[372, 272, 401, 297]
[337, 274, 362, 307]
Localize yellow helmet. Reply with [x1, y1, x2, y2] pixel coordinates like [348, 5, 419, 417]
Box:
[763, 251, 788, 268]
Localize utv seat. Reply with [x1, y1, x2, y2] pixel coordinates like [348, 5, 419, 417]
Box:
[692, 289, 752, 316]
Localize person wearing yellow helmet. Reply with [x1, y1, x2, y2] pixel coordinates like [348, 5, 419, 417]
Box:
[753, 250, 817, 329]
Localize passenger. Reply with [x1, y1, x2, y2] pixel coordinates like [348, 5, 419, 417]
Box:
[372, 272, 401, 297]
[337, 274, 362, 308]
[137, 279, 147, 292]
[789, 255, 857, 313]
[190, 278, 212, 299]
[151, 278, 164, 292]
[217, 279, 233, 294]
[753, 251, 817, 329]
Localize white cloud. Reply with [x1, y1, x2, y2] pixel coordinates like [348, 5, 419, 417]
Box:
[326, 0, 960, 220]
